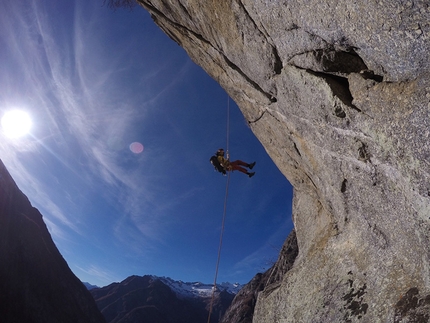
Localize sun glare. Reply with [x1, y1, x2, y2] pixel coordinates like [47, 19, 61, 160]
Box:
[1, 110, 32, 138]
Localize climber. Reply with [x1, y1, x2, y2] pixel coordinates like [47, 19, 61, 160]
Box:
[215, 148, 256, 178]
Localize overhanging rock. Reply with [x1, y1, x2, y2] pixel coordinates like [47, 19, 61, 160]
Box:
[138, 1, 430, 322]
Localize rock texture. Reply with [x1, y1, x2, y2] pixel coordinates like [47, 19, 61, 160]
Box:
[0, 160, 106, 323]
[137, 1, 430, 322]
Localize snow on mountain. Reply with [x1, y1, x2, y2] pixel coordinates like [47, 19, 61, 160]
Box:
[155, 276, 243, 299]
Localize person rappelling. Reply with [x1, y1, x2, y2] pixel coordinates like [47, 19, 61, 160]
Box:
[210, 148, 256, 177]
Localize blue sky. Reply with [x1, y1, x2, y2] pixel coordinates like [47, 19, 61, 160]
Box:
[0, 0, 293, 287]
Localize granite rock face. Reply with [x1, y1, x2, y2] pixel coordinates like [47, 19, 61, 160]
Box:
[138, 1, 430, 322]
[0, 160, 106, 323]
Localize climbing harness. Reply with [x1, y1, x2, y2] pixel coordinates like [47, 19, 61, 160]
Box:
[207, 95, 231, 323]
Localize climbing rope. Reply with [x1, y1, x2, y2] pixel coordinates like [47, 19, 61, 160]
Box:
[207, 171, 230, 323]
[207, 95, 232, 323]
[226, 95, 230, 158]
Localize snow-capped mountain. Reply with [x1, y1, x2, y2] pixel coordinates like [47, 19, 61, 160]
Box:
[89, 275, 242, 323]
[156, 276, 243, 298]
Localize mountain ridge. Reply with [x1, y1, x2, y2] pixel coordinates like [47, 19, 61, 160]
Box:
[87, 275, 242, 297]
[90, 274, 238, 323]
[155, 275, 242, 298]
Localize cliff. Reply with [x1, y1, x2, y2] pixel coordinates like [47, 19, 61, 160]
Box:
[0, 160, 106, 323]
[137, 1, 430, 322]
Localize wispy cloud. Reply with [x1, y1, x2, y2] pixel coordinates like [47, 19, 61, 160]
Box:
[75, 264, 120, 286]
[0, 0, 294, 288]
[230, 216, 293, 279]
[0, 0, 180, 247]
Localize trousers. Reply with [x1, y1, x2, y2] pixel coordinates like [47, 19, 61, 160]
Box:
[228, 160, 249, 174]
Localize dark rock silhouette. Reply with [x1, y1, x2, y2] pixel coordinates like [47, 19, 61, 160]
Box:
[0, 159, 105, 323]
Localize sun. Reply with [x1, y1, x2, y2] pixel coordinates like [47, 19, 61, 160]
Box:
[1, 110, 32, 138]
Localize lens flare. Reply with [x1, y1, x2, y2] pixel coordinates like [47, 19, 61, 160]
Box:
[129, 142, 144, 154]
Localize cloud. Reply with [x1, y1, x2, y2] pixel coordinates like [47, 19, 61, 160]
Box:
[75, 264, 120, 286]
[0, 0, 162, 239]
[231, 216, 294, 278]
[0, 135, 78, 233]
[0, 1, 208, 287]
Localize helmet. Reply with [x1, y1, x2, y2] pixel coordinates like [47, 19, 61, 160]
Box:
[216, 148, 224, 156]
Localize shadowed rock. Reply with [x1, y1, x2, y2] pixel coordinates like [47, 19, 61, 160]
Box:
[0, 160, 105, 323]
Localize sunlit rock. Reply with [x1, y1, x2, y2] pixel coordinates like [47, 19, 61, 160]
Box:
[137, 1, 430, 322]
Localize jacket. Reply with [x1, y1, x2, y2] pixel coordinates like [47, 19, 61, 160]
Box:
[217, 155, 231, 170]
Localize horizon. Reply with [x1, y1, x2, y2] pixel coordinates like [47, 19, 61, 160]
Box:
[84, 274, 244, 290]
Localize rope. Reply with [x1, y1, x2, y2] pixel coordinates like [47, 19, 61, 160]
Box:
[207, 95, 231, 323]
[207, 171, 230, 323]
[226, 95, 230, 158]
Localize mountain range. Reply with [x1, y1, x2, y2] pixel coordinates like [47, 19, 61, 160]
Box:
[0, 157, 299, 323]
[85, 228, 298, 323]
[89, 275, 241, 323]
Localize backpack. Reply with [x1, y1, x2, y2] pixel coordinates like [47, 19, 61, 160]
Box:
[210, 156, 226, 175]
